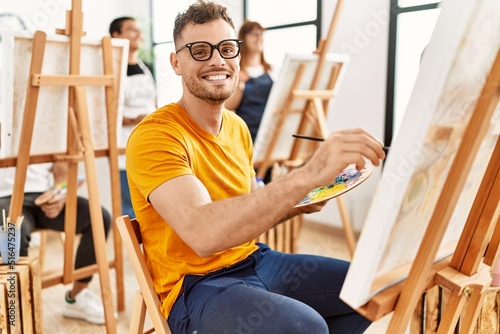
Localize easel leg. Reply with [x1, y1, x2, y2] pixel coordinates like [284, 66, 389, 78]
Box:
[7, 31, 46, 221]
[62, 159, 79, 284]
[292, 214, 303, 253]
[459, 286, 487, 334]
[74, 87, 116, 332]
[101, 35, 125, 312]
[336, 197, 356, 257]
[437, 291, 467, 334]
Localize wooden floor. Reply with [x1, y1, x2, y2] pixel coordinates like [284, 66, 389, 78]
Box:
[36, 219, 405, 333]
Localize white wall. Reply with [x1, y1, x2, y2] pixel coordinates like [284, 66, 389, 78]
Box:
[309, 0, 389, 231]
[0, 0, 150, 38]
[1, 0, 389, 231]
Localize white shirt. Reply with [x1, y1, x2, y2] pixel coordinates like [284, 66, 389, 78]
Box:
[119, 60, 157, 170]
[246, 65, 265, 78]
[0, 163, 53, 197]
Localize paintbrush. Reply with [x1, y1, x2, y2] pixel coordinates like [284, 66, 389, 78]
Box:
[292, 134, 390, 155]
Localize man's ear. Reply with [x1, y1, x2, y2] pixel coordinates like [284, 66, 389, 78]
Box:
[170, 52, 182, 76]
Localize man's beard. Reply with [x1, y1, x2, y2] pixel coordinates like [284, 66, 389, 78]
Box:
[184, 73, 234, 104]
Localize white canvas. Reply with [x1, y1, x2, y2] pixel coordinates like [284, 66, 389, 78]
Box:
[0, 31, 128, 158]
[253, 53, 349, 164]
[340, 0, 500, 309]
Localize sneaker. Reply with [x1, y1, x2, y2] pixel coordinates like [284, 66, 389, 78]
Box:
[63, 288, 106, 325]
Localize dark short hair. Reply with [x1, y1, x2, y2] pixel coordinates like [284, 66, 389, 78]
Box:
[109, 16, 135, 36]
[173, 0, 235, 46]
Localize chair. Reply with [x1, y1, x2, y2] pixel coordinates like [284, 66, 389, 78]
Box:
[116, 215, 171, 334]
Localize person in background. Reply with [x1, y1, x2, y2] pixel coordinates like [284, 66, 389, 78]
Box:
[225, 20, 273, 143]
[225, 20, 274, 184]
[0, 162, 111, 325]
[126, 1, 383, 333]
[109, 16, 157, 219]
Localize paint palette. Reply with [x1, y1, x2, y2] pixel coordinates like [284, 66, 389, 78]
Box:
[295, 165, 372, 207]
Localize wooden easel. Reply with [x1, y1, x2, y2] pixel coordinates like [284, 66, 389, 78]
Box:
[255, 0, 358, 256]
[0, 1, 124, 332]
[357, 45, 500, 334]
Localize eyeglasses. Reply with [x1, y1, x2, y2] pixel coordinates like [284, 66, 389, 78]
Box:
[175, 39, 243, 61]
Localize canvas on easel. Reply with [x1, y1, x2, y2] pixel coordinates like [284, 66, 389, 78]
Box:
[0, 31, 128, 157]
[253, 52, 349, 165]
[340, 0, 500, 331]
[0, 1, 128, 332]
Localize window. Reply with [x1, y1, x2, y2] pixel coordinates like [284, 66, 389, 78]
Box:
[246, 0, 321, 72]
[385, 0, 440, 145]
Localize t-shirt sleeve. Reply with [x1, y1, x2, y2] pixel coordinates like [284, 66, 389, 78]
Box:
[126, 119, 193, 201]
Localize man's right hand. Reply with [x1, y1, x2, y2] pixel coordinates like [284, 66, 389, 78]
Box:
[304, 128, 385, 189]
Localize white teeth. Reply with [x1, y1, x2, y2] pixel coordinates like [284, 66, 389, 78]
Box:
[206, 75, 226, 81]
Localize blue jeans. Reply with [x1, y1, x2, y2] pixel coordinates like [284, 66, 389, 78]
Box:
[168, 244, 371, 333]
[120, 170, 135, 218]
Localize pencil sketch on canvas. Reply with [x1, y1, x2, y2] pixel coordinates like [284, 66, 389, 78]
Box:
[0, 31, 128, 158]
[340, 0, 500, 309]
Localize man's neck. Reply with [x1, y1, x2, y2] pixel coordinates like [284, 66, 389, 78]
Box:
[128, 50, 139, 65]
[178, 97, 224, 136]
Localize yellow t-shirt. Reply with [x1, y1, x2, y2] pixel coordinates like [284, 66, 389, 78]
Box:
[126, 103, 258, 319]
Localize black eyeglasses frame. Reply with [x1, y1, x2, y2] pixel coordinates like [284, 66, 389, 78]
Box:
[175, 39, 243, 62]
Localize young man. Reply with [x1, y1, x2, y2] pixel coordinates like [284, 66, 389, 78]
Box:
[0, 162, 111, 324]
[126, 1, 384, 332]
[109, 16, 157, 219]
